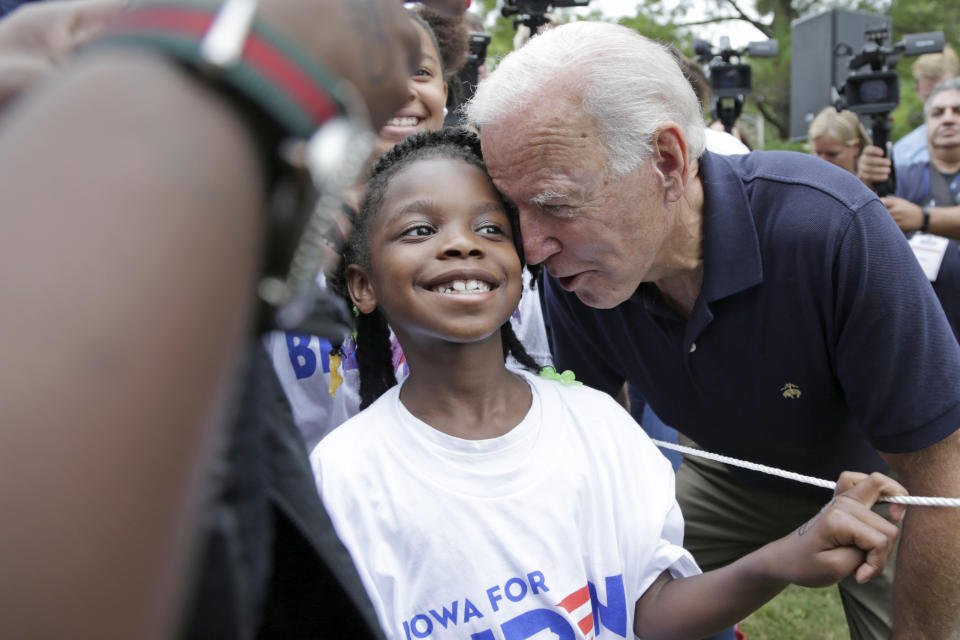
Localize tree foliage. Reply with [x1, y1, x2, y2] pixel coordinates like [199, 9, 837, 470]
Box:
[474, 0, 958, 145]
[887, 0, 960, 139]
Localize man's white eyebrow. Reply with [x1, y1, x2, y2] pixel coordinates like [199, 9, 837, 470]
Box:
[529, 190, 568, 206]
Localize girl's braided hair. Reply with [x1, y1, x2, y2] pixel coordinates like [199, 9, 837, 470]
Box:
[331, 127, 542, 409]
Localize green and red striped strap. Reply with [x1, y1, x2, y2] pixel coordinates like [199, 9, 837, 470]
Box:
[100, 2, 345, 139]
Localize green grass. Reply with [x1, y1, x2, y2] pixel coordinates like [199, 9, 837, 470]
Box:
[739, 584, 849, 639]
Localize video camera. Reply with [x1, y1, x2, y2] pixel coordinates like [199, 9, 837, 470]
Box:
[501, 0, 589, 32]
[445, 31, 492, 126]
[693, 36, 778, 135]
[832, 27, 943, 196]
[835, 29, 944, 115]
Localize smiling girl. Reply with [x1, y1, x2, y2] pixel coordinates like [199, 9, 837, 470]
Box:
[311, 128, 907, 640]
[372, 6, 454, 159]
[262, 7, 477, 451]
[264, 4, 552, 453]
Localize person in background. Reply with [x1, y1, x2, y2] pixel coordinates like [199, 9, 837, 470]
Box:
[861, 78, 960, 241]
[857, 78, 960, 345]
[371, 5, 462, 160]
[893, 45, 959, 167]
[807, 106, 871, 175]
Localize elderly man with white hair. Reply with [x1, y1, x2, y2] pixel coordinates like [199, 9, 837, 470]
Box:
[468, 21, 960, 640]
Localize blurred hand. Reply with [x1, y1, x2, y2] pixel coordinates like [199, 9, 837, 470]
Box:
[880, 196, 925, 233]
[768, 471, 906, 588]
[857, 144, 892, 187]
[0, 0, 125, 107]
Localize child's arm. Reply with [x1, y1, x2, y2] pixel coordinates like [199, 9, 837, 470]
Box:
[634, 471, 907, 640]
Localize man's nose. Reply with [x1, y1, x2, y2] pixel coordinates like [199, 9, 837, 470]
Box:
[519, 208, 561, 265]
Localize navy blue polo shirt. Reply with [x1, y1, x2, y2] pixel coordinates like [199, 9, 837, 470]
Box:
[546, 150, 960, 497]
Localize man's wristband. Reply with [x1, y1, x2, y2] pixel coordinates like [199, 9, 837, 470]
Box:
[920, 207, 931, 233]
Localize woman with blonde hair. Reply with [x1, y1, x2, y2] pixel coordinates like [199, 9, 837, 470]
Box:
[808, 106, 871, 174]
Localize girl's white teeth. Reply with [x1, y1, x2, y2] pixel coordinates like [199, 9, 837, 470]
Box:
[433, 279, 491, 293]
[388, 116, 419, 127]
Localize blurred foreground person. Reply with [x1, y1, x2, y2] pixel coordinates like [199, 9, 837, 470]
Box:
[0, 0, 125, 107]
[0, 0, 428, 638]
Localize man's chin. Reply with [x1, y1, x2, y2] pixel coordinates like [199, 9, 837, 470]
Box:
[573, 282, 625, 310]
[553, 270, 630, 309]
[933, 131, 960, 147]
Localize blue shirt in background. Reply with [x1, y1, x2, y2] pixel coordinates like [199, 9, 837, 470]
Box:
[892, 124, 930, 167]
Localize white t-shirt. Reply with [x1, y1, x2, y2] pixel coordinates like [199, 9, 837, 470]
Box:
[312, 371, 699, 640]
[267, 269, 552, 452]
[703, 127, 750, 155]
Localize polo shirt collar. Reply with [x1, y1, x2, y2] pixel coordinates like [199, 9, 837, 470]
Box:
[697, 150, 764, 303]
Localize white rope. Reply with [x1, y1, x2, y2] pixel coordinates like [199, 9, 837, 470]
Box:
[651, 439, 960, 508]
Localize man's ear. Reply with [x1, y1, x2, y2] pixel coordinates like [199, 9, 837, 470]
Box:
[345, 263, 378, 314]
[652, 124, 689, 202]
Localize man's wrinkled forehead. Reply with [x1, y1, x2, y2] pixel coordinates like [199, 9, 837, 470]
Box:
[481, 105, 602, 174]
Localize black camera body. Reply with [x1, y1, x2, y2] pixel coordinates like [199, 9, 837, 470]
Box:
[693, 37, 778, 134]
[836, 29, 943, 116]
[468, 31, 491, 64]
[833, 28, 943, 195]
[501, 0, 589, 31]
[843, 71, 899, 114]
[445, 31, 491, 127]
[709, 64, 752, 99]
